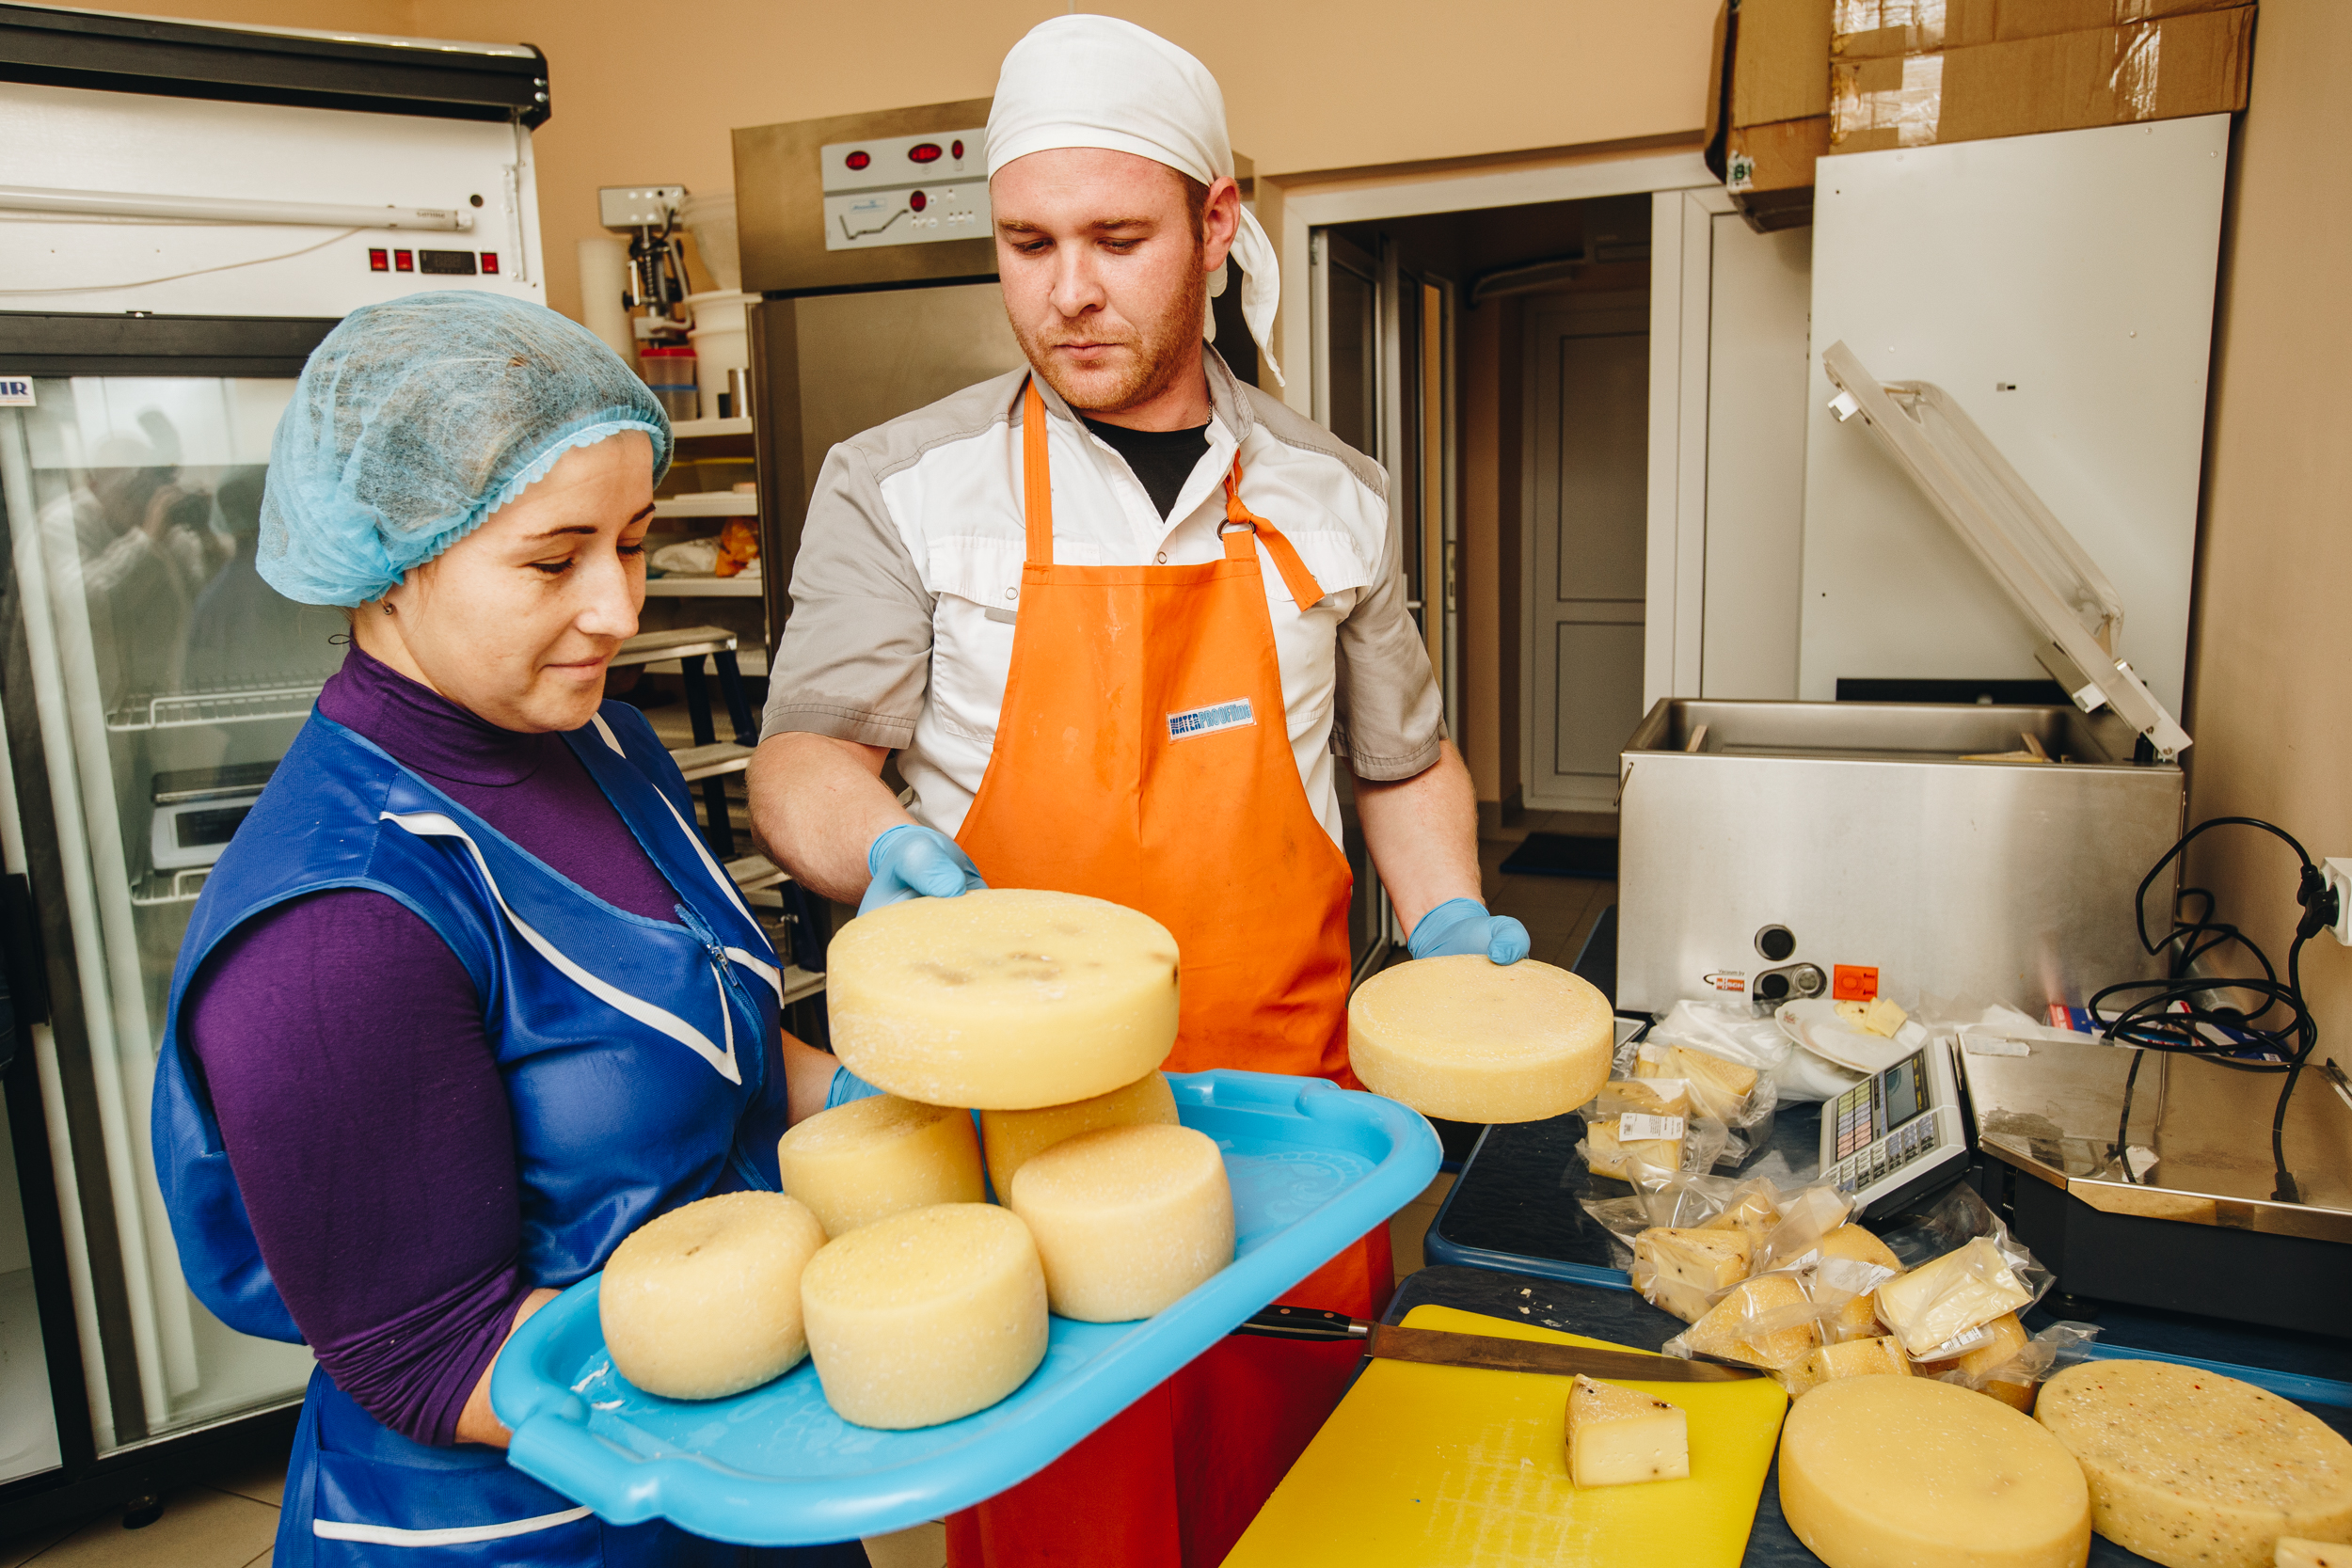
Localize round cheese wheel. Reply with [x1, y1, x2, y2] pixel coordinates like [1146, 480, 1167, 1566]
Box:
[1780, 1373, 2091, 1568]
[980, 1070, 1179, 1198]
[599, 1192, 827, 1401]
[827, 889, 1181, 1109]
[799, 1203, 1049, 1429]
[1347, 955, 1612, 1123]
[2037, 1360, 2352, 1568]
[1006, 1123, 1232, 1322]
[776, 1094, 985, 1236]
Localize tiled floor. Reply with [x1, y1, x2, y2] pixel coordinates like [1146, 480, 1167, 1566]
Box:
[0, 809, 1611, 1568]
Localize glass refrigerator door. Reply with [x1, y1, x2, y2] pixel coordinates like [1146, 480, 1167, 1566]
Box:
[0, 372, 337, 1450]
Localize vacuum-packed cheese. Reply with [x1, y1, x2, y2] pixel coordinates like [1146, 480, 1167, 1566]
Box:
[1635, 1227, 1752, 1294]
[979, 1070, 1178, 1198]
[1811, 1224, 1903, 1273]
[1780, 1374, 2091, 1568]
[1585, 1116, 1685, 1180]
[1916, 1310, 2028, 1379]
[2036, 1360, 2352, 1568]
[1006, 1123, 1232, 1322]
[2277, 1541, 2351, 1568]
[1346, 955, 1612, 1122]
[826, 889, 1181, 1109]
[776, 1094, 985, 1236]
[1783, 1335, 1910, 1400]
[800, 1203, 1049, 1429]
[1566, 1374, 1689, 1487]
[1705, 1189, 1782, 1249]
[1873, 1237, 2031, 1357]
[1638, 1043, 1759, 1118]
[1682, 1275, 1819, 1370]
[1604, 1077, 1692, 1119]
[599, 1192, 827, 1400]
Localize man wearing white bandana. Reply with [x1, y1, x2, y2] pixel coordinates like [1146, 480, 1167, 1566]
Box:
[752, 20, 1527, 1561]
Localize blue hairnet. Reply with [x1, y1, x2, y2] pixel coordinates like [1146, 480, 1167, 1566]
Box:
[258, 291, 671, 606]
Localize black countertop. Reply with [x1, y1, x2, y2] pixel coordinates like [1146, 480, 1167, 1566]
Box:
[1384, 1266, 2352, 1568]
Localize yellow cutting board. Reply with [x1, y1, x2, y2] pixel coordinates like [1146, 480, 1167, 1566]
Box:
[1222, 1305, 1788, 1568]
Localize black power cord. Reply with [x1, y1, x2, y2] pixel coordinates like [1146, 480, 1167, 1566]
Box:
[2088, 816, 2329, 1205]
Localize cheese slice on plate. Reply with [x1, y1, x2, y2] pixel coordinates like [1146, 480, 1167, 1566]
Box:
[1565, 1374, 1689, 1487]
[2037, 1360, 2352, 1568]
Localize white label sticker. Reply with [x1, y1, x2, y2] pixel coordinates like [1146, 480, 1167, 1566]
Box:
[1618, 1114, 1685, 1142]
[1167, 698, 1254, 741]
[0, 376, 33, 407]
[1726, 150, 1756, 194]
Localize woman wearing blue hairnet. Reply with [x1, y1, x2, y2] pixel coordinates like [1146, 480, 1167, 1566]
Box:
[146, 293, 865, 1568]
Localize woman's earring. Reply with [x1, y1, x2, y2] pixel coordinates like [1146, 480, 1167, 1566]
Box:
[382, 600, 396, 617]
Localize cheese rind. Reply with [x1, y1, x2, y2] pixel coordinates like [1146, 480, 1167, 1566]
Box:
[1682, 1275, 1819, 1370]
[826, 889, 1181, 1109]
[1007, 1123, 1233, 1322]
[2277, 1540, 2351, 1568]
[1585, 1116, 1685, 1180]
[1810, 1224, 1904, 1274]
[1565, 1374, 1690, 1487]
[1781, 1374, 2091, 1568]
[799, 1203, 1049, 1429]
[1347, 956, 1613, 1123]
[599, 1193, 828, 1400]
[979, 1071, 1178, 1198]
[2037, 1360, 2352, 1568]
[1873, 1237, 2032, 1356]
[776, 1094, 985, 1236]
[1635, 1227, 1752, 1294]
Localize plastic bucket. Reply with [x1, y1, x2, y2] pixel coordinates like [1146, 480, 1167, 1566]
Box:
[687, 291, 754, 414]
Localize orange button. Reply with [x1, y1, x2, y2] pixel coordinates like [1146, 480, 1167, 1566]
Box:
[1832, 964, 1880, 1001]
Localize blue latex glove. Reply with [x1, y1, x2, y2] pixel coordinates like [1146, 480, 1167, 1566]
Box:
[859, 823, 988, 915]
[1406, 896, 1531, 965]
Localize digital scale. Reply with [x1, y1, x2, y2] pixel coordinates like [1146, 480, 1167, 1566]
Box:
[1820, 1039, 1970, 1219]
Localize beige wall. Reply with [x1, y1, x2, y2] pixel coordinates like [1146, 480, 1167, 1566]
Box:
[103, 0, 1716, 318]
[2182, 0, 2352, 1063]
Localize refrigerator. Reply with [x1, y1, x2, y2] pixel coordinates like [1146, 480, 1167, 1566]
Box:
[0, 4, 549, 1531]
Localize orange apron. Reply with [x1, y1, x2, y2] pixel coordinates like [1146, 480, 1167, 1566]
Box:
[945, 381, 1392, 1568]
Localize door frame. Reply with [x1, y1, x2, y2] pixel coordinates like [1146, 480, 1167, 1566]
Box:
[1275, 150, 1727, 810]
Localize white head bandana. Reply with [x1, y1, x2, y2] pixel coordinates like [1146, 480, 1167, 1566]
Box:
[987, 14, 1284, 386]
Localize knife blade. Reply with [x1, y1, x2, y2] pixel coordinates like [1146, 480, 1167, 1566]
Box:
[1230, 1306, 1763, 1382]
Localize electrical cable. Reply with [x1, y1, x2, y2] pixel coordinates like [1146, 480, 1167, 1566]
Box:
[0, 228, 363, 296]
[2090, 816, 2328, 1204]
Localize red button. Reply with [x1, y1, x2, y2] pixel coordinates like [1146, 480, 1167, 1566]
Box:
[951, 138, 965, 160]
[368, 248, 389, 272]
[909, 190, 927, 213]
[393, 250, 414, 272]
[480, 252, 500, 275]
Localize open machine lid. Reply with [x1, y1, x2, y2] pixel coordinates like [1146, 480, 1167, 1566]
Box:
[1821, 341, 2191, 760]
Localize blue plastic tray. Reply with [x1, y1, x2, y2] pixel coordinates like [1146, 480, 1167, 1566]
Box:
[489, 1069, 1441, 1545]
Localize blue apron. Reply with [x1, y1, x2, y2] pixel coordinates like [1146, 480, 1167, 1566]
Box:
[152, 702, 860, 1568]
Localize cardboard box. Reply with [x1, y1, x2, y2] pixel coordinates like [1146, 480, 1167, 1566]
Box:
[1731, 0, 1835, 126]
[1834, 0, 2245, 60]
[1728, 117, 1833, 192]
[1831, 5, 2254, 152]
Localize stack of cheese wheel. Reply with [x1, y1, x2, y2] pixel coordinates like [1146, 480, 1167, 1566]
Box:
[1348, 955, 1613, 1122]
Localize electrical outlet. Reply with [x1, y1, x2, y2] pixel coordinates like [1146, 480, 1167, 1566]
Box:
[2322, 858, 2352, 944]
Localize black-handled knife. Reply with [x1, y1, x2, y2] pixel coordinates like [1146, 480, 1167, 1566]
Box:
[1231, 1305, 1763, 1382]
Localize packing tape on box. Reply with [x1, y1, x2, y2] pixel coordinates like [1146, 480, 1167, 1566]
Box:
[1833, 55, 1946, 147]
[1834, 0, 1948, 55]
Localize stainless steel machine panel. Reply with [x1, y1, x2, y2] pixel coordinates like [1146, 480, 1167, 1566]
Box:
[1618, 699, 2184, 1017]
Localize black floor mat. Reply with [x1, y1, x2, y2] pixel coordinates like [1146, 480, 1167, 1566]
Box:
[1496, 832, 1618, 879]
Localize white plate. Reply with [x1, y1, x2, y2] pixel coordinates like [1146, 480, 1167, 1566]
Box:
[1776, 998, 1924, 1076]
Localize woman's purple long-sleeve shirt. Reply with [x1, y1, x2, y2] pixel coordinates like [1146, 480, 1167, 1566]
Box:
[185, 646, 680, 1445]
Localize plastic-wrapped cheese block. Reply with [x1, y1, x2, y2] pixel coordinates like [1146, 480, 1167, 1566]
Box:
[1873, 1237, 2031, 1357]
[776, 1094, 985, 1236]
[1782, 1336, 1910, 1400]
[1781, 1375, 2091, 1568]
[1566, 1375, 1688, 1487]
[1635, 1227, 1751, 1293]
[1638, 1043, 1758, 1119]
[2037, 1360, 2352, 1568]
[1585, 1116, 1685, 1180]
[2277, 1541, 2351, 1568]
[1347, 955, 1611, 1122]
[1682, 1275, 1819, 1370]
[599, 1193, 828, 1400]
[1007, 1123, 1233, 1322]
[1811, 1224, 1903, 1273]
[1916, 1311, 2027, 1380]
[1600, 1077, 1692, 1119]
[1705, 1189, 1782, 1249]
[979, 1070, 1178, 1198]
[827, 889, 1181, 1109]
[800, 1203, 1049, 1429]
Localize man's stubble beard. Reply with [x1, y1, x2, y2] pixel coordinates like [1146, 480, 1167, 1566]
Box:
[1023, 254, 1208, 417]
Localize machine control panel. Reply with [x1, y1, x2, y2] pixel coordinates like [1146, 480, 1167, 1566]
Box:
[821, 128, 990, 251]
[1820, 1039, 1970, 1219]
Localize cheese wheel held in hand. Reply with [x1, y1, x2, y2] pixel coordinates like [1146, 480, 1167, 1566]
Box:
[800, 1203, 1049, 1429]
[1347, 955, 1612, 1122]
[827, 889, 1181, 1109]
[1009, 1123, 1233, 1322]
[777, 1094, 984, 1236]
[599, 1192, 827, 1400]
[980, 1070, 1179, 1198]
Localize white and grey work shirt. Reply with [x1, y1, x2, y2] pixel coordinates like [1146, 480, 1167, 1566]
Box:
[760, 352, 1445, 848]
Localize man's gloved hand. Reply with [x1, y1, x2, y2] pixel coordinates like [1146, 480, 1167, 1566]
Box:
[859, 823, 988, 915]
[1406, 896, 1531, 965]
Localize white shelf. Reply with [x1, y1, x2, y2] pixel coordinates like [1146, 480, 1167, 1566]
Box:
[670, 416, 754, 439]
[106, 682, 325, 733]
[644, 576, 762, 597]
[652, 493, 757, 518]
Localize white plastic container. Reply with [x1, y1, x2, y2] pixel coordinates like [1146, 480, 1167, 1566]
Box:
[687, 291, 754, 415]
